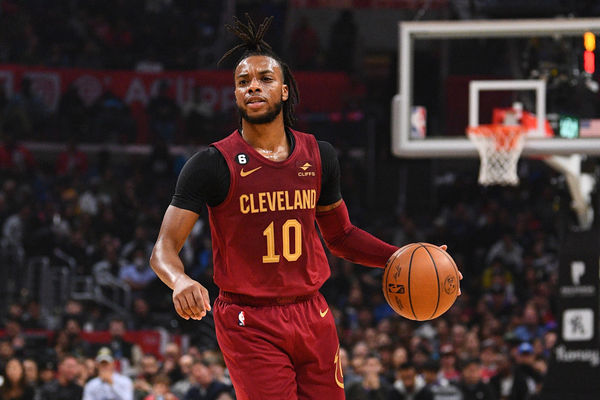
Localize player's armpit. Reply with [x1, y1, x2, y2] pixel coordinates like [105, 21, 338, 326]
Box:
[316, 200, 399, 268]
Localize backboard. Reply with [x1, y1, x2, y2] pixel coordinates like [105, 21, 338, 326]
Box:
[391, 18, 600, 158]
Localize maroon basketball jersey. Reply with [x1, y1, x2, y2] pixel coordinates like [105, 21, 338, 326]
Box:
[209, 129, 330, 297]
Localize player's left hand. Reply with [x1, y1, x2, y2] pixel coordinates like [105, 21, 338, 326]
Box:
[439, 244, 463, 296]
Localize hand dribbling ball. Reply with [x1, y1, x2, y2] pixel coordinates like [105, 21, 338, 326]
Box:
[383, 243, 460, 321]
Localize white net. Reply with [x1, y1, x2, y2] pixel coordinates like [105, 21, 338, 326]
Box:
[467, 125, 526, 186]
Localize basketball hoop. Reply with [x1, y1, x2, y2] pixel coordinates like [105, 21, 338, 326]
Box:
[467, 124, 526, 186]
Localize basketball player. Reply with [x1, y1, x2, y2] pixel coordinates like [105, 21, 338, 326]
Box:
[150, 15, 460, 400]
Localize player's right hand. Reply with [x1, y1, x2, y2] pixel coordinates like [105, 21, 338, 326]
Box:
[172, 275, 211, 320]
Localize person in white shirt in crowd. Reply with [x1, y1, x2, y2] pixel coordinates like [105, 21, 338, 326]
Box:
[83, 347, 133, 400]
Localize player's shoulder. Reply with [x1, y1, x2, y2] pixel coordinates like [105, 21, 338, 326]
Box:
[316, 140, 337, 160]
[182, 146, 226, 171]
[211, 130, 239, 146]
[187, 145, 224, 162]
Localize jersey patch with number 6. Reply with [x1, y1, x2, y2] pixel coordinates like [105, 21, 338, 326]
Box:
[236, 153, 248, 165]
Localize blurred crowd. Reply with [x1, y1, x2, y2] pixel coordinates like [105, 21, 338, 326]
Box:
[0, 1, 569, 400]
[0, 0, 361, 72]
[0, 0, 367, 145]
[0, 126, 563, 400]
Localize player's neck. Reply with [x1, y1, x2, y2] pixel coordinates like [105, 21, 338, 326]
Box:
[240, 117, 290, 161]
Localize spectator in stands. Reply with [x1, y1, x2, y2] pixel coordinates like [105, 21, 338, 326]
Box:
[161, 343, 183, 385]
[61, 299, 85, 328]
[1, 203, 32, 249]
[144, 374, 178, 400]
[479, 339, 498, 382]
[55, 139, 89, 177]
[22, 300, 47, 330]
[57, 84, 88, 140]
[3, 319, 26, 358]
[21, 359, 40, 391]
[514, 343, 538, 395]
[4, 77, 47, 138]
[327, 9, 358, 72]
[0, 358, 35, 400]
[481, 258, 514, 293]
[79, 357, 97, 386]
[181, 85, 214, 141]
[146, 81, 179, 144]
[215, 389, 235, 400]
[119, 246, 157, 300]
[121, 225, 154, 263]
[203, 350, 230, 387]
[170, 354, 194, 399]
[83, 347, 133, 400]
[0, 129, 36, 177]
[60, 317, 92, 359]
[438, 344, 460, 383]
[104, 316, 141, 376]
[388, 361, 426, 400]
[92, 238, 130, 307]
[457, 358, 496, 400]
[485, 233, 523, 273]
[513, 305, 546, 344]
[133, 353, 161, 400]
[489, 353, 530, 400]
[90, 89, 135, 143]
[37, 361, 57, 386]
[289, 16, 320, 70]
[346, 353, 389, 400]
[481, 284, 516, 325]
[420, 359, 462, 400]
[183, 359, 229, 400]
[130, 298, 160, 330]
[38, 355, 83, 400]
[145, 138, 174, 183]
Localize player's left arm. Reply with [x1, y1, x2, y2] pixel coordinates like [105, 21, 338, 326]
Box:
[315, 141, 399, 268]
[316, 199, 399, 268]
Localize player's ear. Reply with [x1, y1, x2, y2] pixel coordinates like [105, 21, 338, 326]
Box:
[282, 84, 288, 102]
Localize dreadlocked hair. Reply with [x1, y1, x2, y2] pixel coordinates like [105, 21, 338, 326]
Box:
[219, 14, 300, 127]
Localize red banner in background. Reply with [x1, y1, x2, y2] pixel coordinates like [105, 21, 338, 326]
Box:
[0, 65, 352, 114]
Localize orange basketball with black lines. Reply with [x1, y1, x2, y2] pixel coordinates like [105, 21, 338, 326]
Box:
[382, 243, 460, 321]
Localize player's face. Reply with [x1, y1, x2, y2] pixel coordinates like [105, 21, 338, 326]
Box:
[235, 55, 289, 124]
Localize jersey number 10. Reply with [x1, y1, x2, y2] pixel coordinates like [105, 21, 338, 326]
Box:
[262, 219, 302, 263]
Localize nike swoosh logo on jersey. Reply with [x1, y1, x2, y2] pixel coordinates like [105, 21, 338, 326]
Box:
[320, 308, 329, 318]
[240, 166, 262, 177]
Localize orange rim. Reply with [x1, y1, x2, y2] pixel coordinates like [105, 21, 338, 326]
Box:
[467, 124, 525, 150]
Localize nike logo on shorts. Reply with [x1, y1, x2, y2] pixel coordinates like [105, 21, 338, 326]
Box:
[319, 308, 329, 318]
[240, 166, 262, 177]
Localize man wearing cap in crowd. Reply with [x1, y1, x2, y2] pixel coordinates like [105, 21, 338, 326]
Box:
[515, 342, 539, 395]
[83, 347, 133, 400]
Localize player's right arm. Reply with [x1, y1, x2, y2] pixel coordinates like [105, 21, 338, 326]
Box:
[150, 205, 210, 320]
[150, 147, 230, 320]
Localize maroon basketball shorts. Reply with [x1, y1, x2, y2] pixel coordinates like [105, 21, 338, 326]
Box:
[214, 292, 345, 400]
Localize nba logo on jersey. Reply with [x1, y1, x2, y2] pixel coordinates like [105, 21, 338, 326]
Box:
[238, 311, 245, 326]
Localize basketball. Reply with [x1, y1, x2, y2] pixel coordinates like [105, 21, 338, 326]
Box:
[382, 243, 460, 321]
